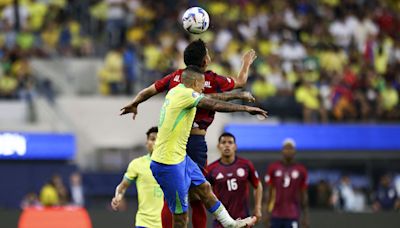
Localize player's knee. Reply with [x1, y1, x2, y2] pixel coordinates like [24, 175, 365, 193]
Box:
[173, 213, 188, 228]
[198, 181, 212, 196]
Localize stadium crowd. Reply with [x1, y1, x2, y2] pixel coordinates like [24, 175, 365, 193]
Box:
[0, 0, 399, 122]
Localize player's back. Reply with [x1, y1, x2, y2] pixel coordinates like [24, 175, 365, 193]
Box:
[265, 161, 307, 219]
[207, 157, 260, 221]
[152, 84, 204, 165]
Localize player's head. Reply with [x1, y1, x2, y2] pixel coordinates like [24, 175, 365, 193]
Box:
[184, 39, 211, 70]
[218, 132, 237, 158]
[182, 65, 205, 93]
[282, 138, 296, 163]
[146, 126, 158, 153]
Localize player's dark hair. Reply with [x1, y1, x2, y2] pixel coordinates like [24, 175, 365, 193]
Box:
[184, 39, 207, 67]
[146, 127, 158, 138]
[218, 132, 236, 143]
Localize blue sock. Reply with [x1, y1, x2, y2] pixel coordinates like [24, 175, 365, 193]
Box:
[207, 201, 221, 213]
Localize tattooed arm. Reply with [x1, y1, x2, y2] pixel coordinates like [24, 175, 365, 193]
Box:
[197, 97, 267, 117]
[206, 91, 255, 102]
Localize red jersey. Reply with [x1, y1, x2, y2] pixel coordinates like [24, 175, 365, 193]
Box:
[207, 157, 260, 226]
[264, 161, 308, 220]
[154, 69, 235, 130]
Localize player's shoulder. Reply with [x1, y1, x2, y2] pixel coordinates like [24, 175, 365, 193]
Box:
[267, 161, 283, 170]
[236, 156, 254, 166]
[207, 159, 221, 170]
[130, 154, 149, 165]
[294, 163, 307, 172]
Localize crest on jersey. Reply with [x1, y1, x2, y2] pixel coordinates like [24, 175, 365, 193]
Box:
[216, 173, 224, 180]
[192, 92, 200, 98]
[264, 175, 270, 183]
[275, 170, 282, 177]
[237, 168, 245, 177]
[291, 170, 299, 179]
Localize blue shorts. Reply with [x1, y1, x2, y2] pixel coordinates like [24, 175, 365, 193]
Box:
[187, 135, 208, 169]
[270, 218, 299, 228]
[150, 155, 206, 214]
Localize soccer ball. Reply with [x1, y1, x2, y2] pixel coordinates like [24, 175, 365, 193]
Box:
[182, 7, 210, 34]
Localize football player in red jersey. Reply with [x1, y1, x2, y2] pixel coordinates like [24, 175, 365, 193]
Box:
[264, 139, 310, 228]
[207, 133, 263, 227]
[120, 39, 257, 228]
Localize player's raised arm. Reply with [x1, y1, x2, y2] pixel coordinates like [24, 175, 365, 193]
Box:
[120, 84, 158, 119]
[111, 178, 131, 211]
[197, 96, 267, 118]
[206, 91, 255, 102]
[233, 49, 257, 88]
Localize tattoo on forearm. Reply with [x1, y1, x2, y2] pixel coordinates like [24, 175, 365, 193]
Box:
[198, 98, 247, 112]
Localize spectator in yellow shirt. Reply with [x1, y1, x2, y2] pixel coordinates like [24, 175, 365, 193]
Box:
[295, 80, 328, 123]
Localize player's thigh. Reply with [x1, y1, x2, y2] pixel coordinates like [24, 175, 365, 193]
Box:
[150, 161, 190, 214]
[186, 155, 207, 187]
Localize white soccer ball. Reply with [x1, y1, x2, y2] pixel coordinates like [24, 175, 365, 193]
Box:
[182, 7, 210, 34]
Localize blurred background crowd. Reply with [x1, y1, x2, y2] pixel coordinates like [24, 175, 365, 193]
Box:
[1, 0, 400, 122]
[0, 1, 400, 225]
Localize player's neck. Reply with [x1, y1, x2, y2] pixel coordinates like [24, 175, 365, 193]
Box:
[220, 156, 235, 165]
[282, 159, 294, 166]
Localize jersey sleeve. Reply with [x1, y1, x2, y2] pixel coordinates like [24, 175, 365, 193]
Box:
[247, 161, 260, 188]
[123, 159, 138, 183]
[154, 73, 174, 92]
[181, 88, 205, 109]
[264, 164, 275, 186]
[213, 72, 235, 92]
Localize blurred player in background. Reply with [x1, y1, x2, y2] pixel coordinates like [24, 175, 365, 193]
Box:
[207, 132, 263, 227]
[264, 138, 309, 228]
[111, 127, 164, 228]
[149, 66, 266, 228]
[120, 39, 257, 228]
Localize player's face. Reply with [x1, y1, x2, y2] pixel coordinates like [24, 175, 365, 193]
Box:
[282, 144, 295, 162]
[194, 74, 205, 93]
[146, 132, 157, 153]
[218, 136, 237, 158]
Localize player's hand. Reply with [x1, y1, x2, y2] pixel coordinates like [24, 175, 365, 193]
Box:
[246, 106, 268, 118]
[242, 91, 256, 103]
[111, 196, 121, 211]
[253, 208, 262, 223]
[242, 49, 257, 66]
[120, 102, 138, 120]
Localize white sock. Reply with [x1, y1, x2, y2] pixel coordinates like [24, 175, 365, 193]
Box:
[211, 203, 236, 227]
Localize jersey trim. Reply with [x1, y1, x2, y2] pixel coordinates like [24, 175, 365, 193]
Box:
[172, 109, 189, 131]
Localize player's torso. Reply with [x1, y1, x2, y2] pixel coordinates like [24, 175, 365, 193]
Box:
[269, 162, 305, 218]
[153, 85, 197, 164]
[208, 158, 251, 218]
[167, 70, 221, 130]
[134, 156, 163, 227]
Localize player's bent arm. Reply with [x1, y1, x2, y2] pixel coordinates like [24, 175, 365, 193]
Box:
[130, 84, 158, 106]
[206, 91, 255, 102]
[233, 49, 257, 89]
[120, 84, 159, 117]
[253, 183, 263, 222]
[197, 97, 267, 117]
[111, 179, 131, 210]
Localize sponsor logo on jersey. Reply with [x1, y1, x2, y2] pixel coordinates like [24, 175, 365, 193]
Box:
[227, 173, 233, 177]
[237, 168, 245, 177]
[192, 92, 200, 98]
[216, 173, 224, 180]
[204, 81, 211, 88]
